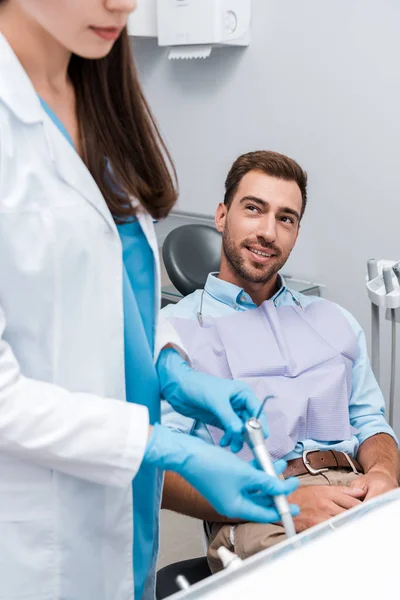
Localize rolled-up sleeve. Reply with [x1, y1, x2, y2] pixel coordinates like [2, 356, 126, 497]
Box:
[341, 308, 398, 447]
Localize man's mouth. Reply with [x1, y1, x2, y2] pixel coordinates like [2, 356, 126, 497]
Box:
[245, 246, 277, 265]
[247, 247, 275, 258]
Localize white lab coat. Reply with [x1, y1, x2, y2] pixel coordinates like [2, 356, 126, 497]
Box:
[0, 33, 182, 600]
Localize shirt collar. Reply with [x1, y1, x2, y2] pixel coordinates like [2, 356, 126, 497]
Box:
[204, 273, 303, 310]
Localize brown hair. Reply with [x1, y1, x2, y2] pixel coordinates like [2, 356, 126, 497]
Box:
[224, 150, 308, 220]
[68, 30, 177, 221]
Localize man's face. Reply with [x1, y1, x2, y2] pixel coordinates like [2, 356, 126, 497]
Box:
[215, 171, 302, 286]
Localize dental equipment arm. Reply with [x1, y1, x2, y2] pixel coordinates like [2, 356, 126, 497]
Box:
[392, 261, 400, 285]
[383, 266, 396, 427]
[367, 259, 380, 383]
[244, 418, 297, 538]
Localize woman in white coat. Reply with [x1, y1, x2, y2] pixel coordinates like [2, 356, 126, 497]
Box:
[0, 1, 298, 599]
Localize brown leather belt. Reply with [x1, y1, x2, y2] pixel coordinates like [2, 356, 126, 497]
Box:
[283, 450, 363, 479]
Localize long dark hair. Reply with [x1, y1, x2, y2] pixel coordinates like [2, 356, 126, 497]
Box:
[68, 29, 177, 220]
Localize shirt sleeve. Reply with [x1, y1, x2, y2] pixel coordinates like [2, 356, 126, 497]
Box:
[0, 305, 149, 488]
[154, 311, 189, 363]
[158, 309, 197, 437]
[161, 399, 195, 435]
[338, 307, 398, 447]
[159, 303, 214, 441]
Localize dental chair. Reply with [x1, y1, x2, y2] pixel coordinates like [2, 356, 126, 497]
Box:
[162, 224, 222, 297]
[156, 555, 212, 599]
[157, 224, 221, 599]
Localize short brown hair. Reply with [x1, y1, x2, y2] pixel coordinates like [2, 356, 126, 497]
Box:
[224, 151, 308, 220]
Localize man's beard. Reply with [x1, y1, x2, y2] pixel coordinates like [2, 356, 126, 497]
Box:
[222, 226, 287, 285]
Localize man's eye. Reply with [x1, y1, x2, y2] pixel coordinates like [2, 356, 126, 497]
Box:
[280, 216, 294, 224]
[246, 205, 260, 213]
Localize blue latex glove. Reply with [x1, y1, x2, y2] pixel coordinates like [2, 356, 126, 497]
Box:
[157, 348, 269, 453]
[143, 424, 299, 522]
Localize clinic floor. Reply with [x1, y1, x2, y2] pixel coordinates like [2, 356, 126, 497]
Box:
[158, 511, 205, 569]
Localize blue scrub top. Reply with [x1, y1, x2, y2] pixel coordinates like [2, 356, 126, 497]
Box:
[119, 221, 162, 600]
[40, 99, 162, 600]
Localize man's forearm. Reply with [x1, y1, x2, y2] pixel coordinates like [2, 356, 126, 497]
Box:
[162, 471, 237, 523]
[356, 433, 400, 482]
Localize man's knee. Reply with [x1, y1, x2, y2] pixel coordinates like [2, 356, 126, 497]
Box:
[207, 523, 235, 574]
[207, 521, 286, 573]
[233, 522, 286, 560]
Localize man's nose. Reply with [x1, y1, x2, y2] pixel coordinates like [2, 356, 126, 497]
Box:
[258, 214, 277, 244]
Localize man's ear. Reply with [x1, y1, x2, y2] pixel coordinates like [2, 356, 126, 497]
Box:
[215, 203, 227, 233]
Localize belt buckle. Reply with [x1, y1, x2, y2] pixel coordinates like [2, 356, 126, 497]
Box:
[302, 450, 329, 475]
[341, 452, 359, 475]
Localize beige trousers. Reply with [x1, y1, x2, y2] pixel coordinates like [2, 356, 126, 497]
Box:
[207, 469, 359, 574]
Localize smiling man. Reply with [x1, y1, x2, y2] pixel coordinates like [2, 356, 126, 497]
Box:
[213, 152, 303, 306]
[161, 151, 399, 572]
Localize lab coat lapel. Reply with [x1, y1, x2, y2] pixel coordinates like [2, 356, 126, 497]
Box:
[0, 33, 117, 234]
[44, 117, 118, 233]
[0, 33, 43, 125]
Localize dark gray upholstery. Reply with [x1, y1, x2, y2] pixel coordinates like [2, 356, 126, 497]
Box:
[156, 557, 211, 599]
[162, 224, 222, 296]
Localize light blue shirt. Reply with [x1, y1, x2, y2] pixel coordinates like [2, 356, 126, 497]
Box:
[162, 273, 397, 459]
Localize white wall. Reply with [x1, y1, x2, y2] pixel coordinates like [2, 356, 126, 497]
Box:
[133, 0, 400, 434]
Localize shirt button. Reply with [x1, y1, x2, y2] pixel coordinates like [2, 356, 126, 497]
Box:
[240, 294, 247, 302]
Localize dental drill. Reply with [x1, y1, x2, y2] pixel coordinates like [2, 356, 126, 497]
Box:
[244, 417, 296, 539]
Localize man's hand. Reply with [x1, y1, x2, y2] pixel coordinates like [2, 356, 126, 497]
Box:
[349, 470, 398, 501]
[289, 485, 364, 533]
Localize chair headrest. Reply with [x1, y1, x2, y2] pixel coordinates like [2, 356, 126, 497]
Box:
[162, 224, 222, 297]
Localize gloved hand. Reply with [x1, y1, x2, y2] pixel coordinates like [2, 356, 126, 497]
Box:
[157, 348, 269, 453]
[143, 424, 299, 522]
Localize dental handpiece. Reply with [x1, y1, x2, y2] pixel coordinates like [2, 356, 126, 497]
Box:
[383, 266, 395, 294]
[367, 258, 379, 281]
[392, 261, 400, 285]
[244, 418, 296, 538]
